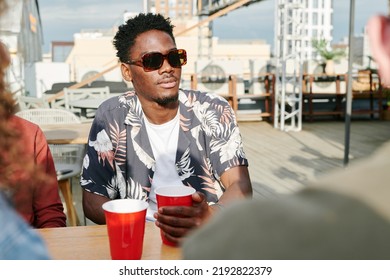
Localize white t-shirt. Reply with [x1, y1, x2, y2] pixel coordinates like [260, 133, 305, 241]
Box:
[143, 110, 184, 220]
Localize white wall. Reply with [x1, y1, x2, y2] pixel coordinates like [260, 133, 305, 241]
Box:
[24, 62, 70, 97]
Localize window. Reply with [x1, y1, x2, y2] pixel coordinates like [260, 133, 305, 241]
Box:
[52, 41, 74, 62]
[312, 12, 318, 25]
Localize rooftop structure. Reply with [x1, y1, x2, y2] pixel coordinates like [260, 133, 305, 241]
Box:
[0, 0, 43, 95]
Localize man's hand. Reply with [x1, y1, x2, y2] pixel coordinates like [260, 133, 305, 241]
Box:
[153, 192, 211, 245]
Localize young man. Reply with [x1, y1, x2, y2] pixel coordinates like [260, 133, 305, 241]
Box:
[80, 13, 252, 245]
[182, 14, 390, 260]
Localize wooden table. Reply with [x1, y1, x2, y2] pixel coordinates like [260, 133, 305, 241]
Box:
[69, 98, 106, 118]
[41, 122, 92, 144]
[37, 223, 181, 260]
[40, 123, 92, 226]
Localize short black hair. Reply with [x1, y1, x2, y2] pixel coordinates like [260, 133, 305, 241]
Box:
[113, 13, 176, 63]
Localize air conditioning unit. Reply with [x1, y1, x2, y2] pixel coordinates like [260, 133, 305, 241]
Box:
[303, 60, 323, 74]
[303, 59, 348, 75]
[308, 78, 347, 94]
[249, 59, 275, 95]
[303, 60, 347, 94]
[194, 59, 245, 95]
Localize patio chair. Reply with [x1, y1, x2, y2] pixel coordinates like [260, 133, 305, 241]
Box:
[16, 95, 50, 111]
[64, 86, 110, 118]
[15, 108, 85, 226]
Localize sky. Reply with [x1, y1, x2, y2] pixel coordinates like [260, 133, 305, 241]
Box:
[38, 0, 388, 53]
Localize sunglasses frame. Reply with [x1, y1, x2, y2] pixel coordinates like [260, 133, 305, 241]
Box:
[127, 49, 187, 72]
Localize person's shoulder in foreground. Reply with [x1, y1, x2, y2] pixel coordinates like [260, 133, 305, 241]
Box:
[182, 136, 390, 260]
[0, 191, 51, 260]
[9, 115, 66, 228]
[182, 13, 390, 259]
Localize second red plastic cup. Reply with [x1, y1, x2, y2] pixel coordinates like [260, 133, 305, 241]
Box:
[155, 186, 196, 246]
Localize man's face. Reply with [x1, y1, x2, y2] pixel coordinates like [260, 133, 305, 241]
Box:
[121, 30, 182, 106]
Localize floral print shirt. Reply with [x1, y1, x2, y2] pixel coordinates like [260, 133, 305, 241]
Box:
[80, 89, 248, 204]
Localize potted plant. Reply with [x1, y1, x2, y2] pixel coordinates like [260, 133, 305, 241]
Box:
[312, 38, 346, 75]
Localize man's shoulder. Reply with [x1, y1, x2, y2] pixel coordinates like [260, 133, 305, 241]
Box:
[94, 92, 138, 127]
[99, 91, 136, 111]
[179, 89, 229, 105]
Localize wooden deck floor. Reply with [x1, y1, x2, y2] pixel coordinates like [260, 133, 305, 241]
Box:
[240, 120, 390, 199]
[72, 119, 390, 225]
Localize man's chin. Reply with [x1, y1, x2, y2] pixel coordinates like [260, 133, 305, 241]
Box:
[155, 94, 179, 106]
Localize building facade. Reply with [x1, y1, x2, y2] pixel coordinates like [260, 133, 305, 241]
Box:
[302, 0, 333, 59]
[0, 0, 43, 95]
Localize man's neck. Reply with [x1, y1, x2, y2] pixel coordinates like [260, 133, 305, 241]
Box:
[142, 102, 179, 125]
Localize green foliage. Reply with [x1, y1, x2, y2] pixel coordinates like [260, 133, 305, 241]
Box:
[312, 38, 346, 62]
[382, 87, 390, 107]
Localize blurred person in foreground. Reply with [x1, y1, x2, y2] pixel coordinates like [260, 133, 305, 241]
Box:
[8, 115, 66, 228]
[0, 0, 50, 259]
[0, 34, 65, 228]
[80, 13, 252, 245]
[182, 14, 390, 260]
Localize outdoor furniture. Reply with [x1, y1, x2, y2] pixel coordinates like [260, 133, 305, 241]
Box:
[37, 224, 180, 260]
[43, 82, 78, 95]
[191, 73, 274, 121]
[16, 95, 50, 110]
[233, 73, 275, 121]
[68, 97, 107, 119]
[302, 73, 346, 121]
[302, 72, 383, 121]
[90, 80, 131, 94]
[15, 108, 85, 226]
[41, 122, 91, 145]
[64, 86, 110, 118]
[43, 82, 80, 109]
[352, 70, 383, 119]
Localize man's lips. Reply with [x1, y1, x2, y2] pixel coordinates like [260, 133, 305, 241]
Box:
[158, 77, 177, 88]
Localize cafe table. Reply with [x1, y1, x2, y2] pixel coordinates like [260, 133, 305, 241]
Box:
[37, 223, 181, 260]
[69, 98, 107, 119]
[40, 122, 92, 145]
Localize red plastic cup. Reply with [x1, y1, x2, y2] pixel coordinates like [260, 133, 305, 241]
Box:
[155, 186, 196, 247]
[102, 199, 148, 260]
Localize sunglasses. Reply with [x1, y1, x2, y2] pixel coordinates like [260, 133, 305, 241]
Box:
[127, 49, 187, 72]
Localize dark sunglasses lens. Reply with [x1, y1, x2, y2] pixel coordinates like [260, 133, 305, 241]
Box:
[142, 53, 163, 70]
[168, 50, 182, 67]
[169, 50, 187, 67]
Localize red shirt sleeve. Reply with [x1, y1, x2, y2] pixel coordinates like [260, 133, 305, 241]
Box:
[10, 116, 67, 228]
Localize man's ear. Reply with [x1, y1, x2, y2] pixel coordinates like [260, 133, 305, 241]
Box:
[121, 63, 132, 82]
[368, 15, 390, 86]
